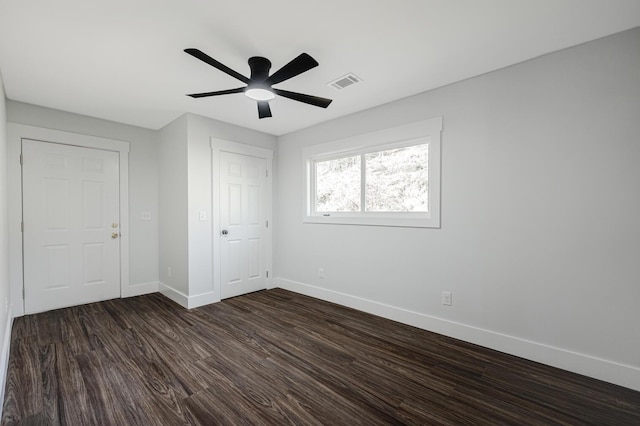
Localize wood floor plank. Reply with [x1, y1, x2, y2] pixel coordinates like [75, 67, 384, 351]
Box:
[4, 337, 43, 421]
[54, 342, 98, 426]
[74, 349, 130, 425]
[9, 317, 36, 342]
[3, 289, 640, 425]
[258, 356, 398, 426]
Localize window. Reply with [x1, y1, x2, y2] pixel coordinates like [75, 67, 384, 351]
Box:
[303, 117, 442, 228]
[314, 142, 428, 213]
[315, 154, 361, 212]
[365, 143, 428, 212]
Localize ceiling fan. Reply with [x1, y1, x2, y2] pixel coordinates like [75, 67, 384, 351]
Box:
[184, 48, 333, 119]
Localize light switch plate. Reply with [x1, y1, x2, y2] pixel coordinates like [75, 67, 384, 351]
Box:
[441, 291, 452, 306]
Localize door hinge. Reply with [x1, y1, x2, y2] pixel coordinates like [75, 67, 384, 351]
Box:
[22, 287, 25, 299]
[266, 220, 268, 228]
[266, 170, 268, 178]
[266, 271, 269, 278]
[21, 222, 24, 232]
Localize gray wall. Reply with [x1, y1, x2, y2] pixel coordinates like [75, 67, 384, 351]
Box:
[158, 115, 189, 293]
[7, 101, 160, 287]
[276, 28, 640, 388]
[0, 70, 10, 404]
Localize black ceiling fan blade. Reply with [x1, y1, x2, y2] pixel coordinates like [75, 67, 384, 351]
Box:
[265, 53, 319, 86]
[257, 101, 272, 119]
[186, 87, 245, 98]
[273, 88, 332, 108]
[184, 48, 250, 84]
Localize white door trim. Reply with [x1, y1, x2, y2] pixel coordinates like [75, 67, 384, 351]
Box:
[210, 138, 273, 302]
[8, 123, 130, 317]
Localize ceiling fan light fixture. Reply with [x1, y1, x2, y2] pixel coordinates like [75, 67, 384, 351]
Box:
[184, 49, 332, 118]
[245, 87, 275, 101]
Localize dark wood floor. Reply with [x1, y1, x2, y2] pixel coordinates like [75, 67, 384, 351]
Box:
[2, 289, 639, 425]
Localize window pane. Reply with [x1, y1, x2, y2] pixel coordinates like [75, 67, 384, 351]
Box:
[365, 144, 428, 212]
[315, 155, 361, 212]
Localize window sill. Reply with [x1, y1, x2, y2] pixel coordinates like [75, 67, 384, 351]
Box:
[303, 214, 440, 228]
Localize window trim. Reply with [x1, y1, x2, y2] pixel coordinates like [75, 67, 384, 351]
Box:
[303, 117, 442, 228]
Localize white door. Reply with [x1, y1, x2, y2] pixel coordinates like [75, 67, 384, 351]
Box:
[22, 139, 121, 314]
[219, 151, 269, 299]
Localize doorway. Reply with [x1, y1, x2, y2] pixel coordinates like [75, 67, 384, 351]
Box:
[22, 139, 121, 313]
[7, 123, 130, 317]
[211, 139, 273, 300]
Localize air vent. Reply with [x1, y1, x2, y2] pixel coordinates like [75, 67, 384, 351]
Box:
[327, 73, 362, 90]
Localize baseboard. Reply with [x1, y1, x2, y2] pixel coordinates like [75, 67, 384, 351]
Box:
[122, 281, 159, 298]
[275, 278, 640, 392]
[158, 283, 218, 309]
[187, 291, 218, 309]
[0, 304, 13, 418]
[158, 283, 189, 308]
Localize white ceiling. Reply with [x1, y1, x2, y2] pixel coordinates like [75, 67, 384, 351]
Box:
[0, 1, 638, 136]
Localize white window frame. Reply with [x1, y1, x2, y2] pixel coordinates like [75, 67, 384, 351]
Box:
[303, 117, 442, 228]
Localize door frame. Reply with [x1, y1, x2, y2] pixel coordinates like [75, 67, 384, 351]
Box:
[8, 123, 130, 317]
[210, 138, 273, 302]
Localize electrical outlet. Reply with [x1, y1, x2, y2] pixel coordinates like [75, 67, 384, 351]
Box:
[441, 291, 452, 306]
[141, 211, 152, 221]
[318, 267, 325, 278]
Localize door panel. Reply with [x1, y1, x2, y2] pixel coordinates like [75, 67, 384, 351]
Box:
[45, 245, 69, 289]
[248, 238, 262, 277]
[220, 151, 268, 299]
[22, 139, 120, 313]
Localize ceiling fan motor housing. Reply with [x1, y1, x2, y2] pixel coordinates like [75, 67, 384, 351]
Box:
[248, 57, 272, 82]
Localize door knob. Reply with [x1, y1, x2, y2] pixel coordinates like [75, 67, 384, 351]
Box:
[112, 222, 119, 228]
[221, 229, 229, 236]
[111, 232, 119, 239]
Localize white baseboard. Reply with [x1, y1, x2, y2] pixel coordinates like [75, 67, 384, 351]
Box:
[0, 304, 13, 418]
[122, 281, 159, 298]
[275, 278, 640, 392]
[158, 283, 188, 308]
[158, 283, 218, 309]
[187, 291, 218, 309]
